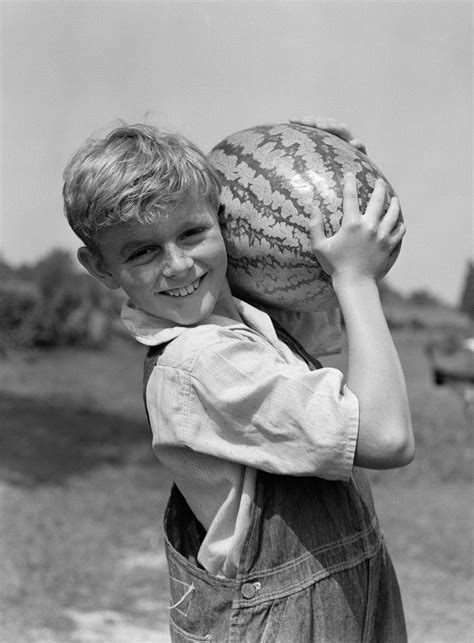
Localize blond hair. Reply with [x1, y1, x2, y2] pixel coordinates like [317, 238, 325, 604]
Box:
[63, 123, 221, 252]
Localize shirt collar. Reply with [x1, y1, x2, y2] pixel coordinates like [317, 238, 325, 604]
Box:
[120, 297, 281, 348]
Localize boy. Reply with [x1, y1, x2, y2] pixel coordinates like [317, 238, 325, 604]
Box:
[63, 122, 414, 641]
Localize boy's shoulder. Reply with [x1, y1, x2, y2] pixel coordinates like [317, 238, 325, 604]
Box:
[153, 319, 257, 370]
[123, 298, 281, 373]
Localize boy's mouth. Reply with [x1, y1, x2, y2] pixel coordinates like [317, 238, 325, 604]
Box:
[163, 276, 204, 298]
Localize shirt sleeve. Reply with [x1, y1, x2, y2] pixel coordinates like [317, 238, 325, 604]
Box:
[149, 327, 359, 481]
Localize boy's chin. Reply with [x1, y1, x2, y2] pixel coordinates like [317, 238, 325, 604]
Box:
[167, 302, 216, 327]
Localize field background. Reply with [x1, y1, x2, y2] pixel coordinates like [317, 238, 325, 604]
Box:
[2, 2, 472, 639]
[1, 323, 472, 642]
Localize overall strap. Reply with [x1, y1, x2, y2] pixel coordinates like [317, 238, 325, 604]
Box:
[142, 342, 169, 426]
[271, 318, 324, 371]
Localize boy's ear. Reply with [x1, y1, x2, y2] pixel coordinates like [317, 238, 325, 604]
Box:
[77, 247, 120, 290]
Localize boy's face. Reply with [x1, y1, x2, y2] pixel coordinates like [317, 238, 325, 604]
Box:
[79, 193, 228, 326]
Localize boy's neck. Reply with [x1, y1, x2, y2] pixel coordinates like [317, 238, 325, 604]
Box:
[212, 280, 244, 323]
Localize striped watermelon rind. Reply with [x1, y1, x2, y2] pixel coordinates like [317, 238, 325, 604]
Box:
[209, 123, 401, 311]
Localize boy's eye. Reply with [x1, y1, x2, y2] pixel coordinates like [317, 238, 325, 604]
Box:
[128, 247, 156, 261]
[182, 227, 204, 239]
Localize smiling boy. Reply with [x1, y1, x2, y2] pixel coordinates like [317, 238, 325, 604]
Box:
[77, 194, 234, 327]
[63, 122, 413, 641]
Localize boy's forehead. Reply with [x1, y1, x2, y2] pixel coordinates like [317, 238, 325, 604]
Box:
[97, 198, 217, 252]
[160, 196, 217, 223]
[150, 191, 216, 220]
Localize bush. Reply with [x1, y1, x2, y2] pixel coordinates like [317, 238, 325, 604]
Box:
[25, 286, 111, 348]
[0, 251, 115, 350]
[409, 289, 443, 307]
[459, 262, 474, 319]
[0, 280, 42, 350]
[0, 280, 41, 330]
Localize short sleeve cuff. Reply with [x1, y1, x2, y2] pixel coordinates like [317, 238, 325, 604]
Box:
[337, 384, 359, 480]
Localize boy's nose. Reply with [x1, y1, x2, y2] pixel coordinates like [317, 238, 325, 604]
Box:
[162, 244, 194, 277]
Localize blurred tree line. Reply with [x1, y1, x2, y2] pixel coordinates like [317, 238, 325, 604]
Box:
[0, 249, 121, 351]
[378, 273, 472, 331]
[459, 262, 474, 320]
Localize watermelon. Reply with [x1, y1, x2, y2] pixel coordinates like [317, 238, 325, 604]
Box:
[208, 123, 402, 312]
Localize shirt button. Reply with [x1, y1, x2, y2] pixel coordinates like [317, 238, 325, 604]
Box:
[241, 581, 260, 599]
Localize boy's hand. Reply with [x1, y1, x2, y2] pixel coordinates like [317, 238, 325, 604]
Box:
[309, 173, 405, 287]
[289, 115, 367, 153]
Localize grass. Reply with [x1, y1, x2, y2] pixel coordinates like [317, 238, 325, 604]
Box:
[1, 331, 472, 642]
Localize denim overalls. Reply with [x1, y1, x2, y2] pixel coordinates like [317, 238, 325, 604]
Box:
[144, 323, 407, 642]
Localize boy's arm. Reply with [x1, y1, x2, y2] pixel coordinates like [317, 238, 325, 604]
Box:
[310, 174, 414, 469]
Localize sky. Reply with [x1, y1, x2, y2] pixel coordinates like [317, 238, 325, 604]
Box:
[1, 0, 472, 305]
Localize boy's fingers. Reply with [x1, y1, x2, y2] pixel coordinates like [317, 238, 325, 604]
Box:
[379, 196, 401, 236]
[364, 179, 387, 224]
[290, 115, 339, 128]
[290, 115, 319, 127]
[290, 116, 352, 138]
[349, 138, 367, 154]
[389, 221, 406, 249]
[342, 173, 360, 223]
[318, 121, 351, 138]
[308, 206, 327, 245]
[289, 117, 366, 152]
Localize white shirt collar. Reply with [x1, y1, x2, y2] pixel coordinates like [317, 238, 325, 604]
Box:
[120, 297, 280, 348]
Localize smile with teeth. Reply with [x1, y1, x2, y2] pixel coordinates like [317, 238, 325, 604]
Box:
[164, 276, 203, 297]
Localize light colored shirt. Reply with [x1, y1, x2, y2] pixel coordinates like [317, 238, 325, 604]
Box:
[122, 297, 359, 577]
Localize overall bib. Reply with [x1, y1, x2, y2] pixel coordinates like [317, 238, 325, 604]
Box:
[144, 323, 407, 642]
